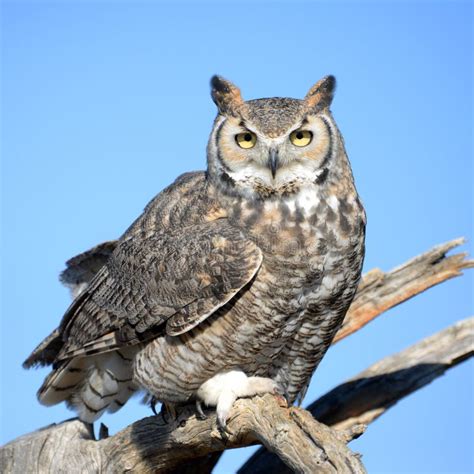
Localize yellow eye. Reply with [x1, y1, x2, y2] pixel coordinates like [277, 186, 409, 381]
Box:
[235, 131, 257, 149]
[290, 130, 313, 147]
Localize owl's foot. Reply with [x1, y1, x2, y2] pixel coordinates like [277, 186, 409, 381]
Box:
[196, 370, 278, 435]
[160, 402, 178, 424]
[274, 391, 289, 408]
[195, 400, 207, 420]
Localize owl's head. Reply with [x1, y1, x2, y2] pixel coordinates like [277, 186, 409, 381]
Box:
[207, 75, 344, 199]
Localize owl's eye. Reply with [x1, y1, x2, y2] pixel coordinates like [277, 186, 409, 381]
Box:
[290, 130, 313, 147]
[235, 131, 257, 149]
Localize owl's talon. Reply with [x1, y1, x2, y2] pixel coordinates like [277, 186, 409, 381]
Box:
[99, 422, 109, 440]
[160, 408, 169, 424]
[217, 414, 233, 436]
[273, 391, 289, 408]
[272, 385, 290, 407]
[150, 396, 159, 416]
[196, 400, 207, 420]
[160, 402, 177, 424]
[196, 371, 280, 437]
[85, 422, 95, 440]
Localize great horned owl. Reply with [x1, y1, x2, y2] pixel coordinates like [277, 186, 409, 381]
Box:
[24, 75, 366, 430]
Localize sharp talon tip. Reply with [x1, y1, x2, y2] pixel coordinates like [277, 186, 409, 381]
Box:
[217, 419, 233, 436]
[196, 401, 208, 420]
[150, 397, 159, 416]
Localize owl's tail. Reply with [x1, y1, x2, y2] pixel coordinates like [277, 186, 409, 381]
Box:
[37, 349, 138, 423]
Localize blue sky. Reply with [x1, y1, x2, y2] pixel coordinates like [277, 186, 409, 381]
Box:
[1, 1, 473, 472]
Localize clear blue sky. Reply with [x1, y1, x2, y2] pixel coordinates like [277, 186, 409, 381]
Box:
[2, 1, 473, 472]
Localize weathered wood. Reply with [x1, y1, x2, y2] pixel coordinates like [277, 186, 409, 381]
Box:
[3, 318, 472, 474]
[1, 239, 472, 473]
[0, 395, 366, 473]
[239, 317, 474, 474]
[312, 316, 474, 431]
[334, 238, 473, 343]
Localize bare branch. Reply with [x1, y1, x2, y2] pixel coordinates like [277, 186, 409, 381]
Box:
[334, 238, 473, 343]
[3, 319, 471, 474]
[2, 240, 472, 474]
[312, 316, 474, 431]
[239, 317, 473, 474]
[0, 395, 366, 473]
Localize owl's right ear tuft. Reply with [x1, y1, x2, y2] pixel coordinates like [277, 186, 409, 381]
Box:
[210, 75, 244, 116]
[305, 75, 336, 111]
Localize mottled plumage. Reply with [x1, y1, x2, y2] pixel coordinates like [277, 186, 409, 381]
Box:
[25, 75, 366, 428]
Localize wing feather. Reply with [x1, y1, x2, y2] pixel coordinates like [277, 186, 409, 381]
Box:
[55, 220, 262, 361]
[60, 241, 118, 297]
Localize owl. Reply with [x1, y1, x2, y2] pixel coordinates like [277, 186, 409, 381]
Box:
[24, 75, 366, 431]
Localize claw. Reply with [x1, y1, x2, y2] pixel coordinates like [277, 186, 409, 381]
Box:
[99, 422, 109, 440]
[273, 391, 289, 408]
[85, 421, 95, 440]
[160, 402, 177, 424]
[196, 371, 280, 437]
[273, 385, 290, 407]
[217, 413, 233, 436]
[195, 400, 207, 420]
[150, 396, 159, 416]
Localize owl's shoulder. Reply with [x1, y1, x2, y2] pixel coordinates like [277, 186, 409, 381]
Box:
[124, 171, 229, 238]
[144, 170, 208, 212]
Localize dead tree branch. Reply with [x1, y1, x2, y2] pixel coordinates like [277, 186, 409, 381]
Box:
[1, 239, 472, 473]
[334, 237, 473, 343]
[311, 316, 474, 431]
[2, 318, 471, 474]
[0, 394, 366, 473]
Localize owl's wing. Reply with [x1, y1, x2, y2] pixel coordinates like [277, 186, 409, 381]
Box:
[55, 220, 262, 361]
[23, 241, 119, 368]
[60, 240, 118, 297]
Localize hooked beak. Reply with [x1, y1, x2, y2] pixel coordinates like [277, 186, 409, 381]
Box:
[268, 149, 279, 179]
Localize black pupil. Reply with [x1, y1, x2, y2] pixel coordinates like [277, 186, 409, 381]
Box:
[244, 133, 252, 142]
[296, 132, 304, 140]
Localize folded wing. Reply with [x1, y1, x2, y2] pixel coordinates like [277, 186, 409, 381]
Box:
[53, 220, 263, 361]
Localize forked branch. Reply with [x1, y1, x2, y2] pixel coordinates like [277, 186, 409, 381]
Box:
[1, 394, 366, 473]
[335, 238, 473, 343]
[1, 239, 472, 473]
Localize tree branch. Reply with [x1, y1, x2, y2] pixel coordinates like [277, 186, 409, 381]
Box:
[0, 395, 366, 473]
[3, 318, 471, 473]
[334, 237, 473, 343]
[239, 317, 474, 474]
[1, 239, 472, 473]
[311, 316, 474, 431]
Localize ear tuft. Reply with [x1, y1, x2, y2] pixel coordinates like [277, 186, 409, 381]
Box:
[210, 75, 244, 115]
[305, 75, 336, 111]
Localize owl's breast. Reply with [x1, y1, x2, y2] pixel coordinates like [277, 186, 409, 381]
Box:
[227, 186, 365, 340]
[227, 187, 366, 385]
[234, 186, 365, 284]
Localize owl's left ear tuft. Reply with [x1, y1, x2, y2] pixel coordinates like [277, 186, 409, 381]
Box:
[305, 75, 336, 111]
[210, 75, 244, 116]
